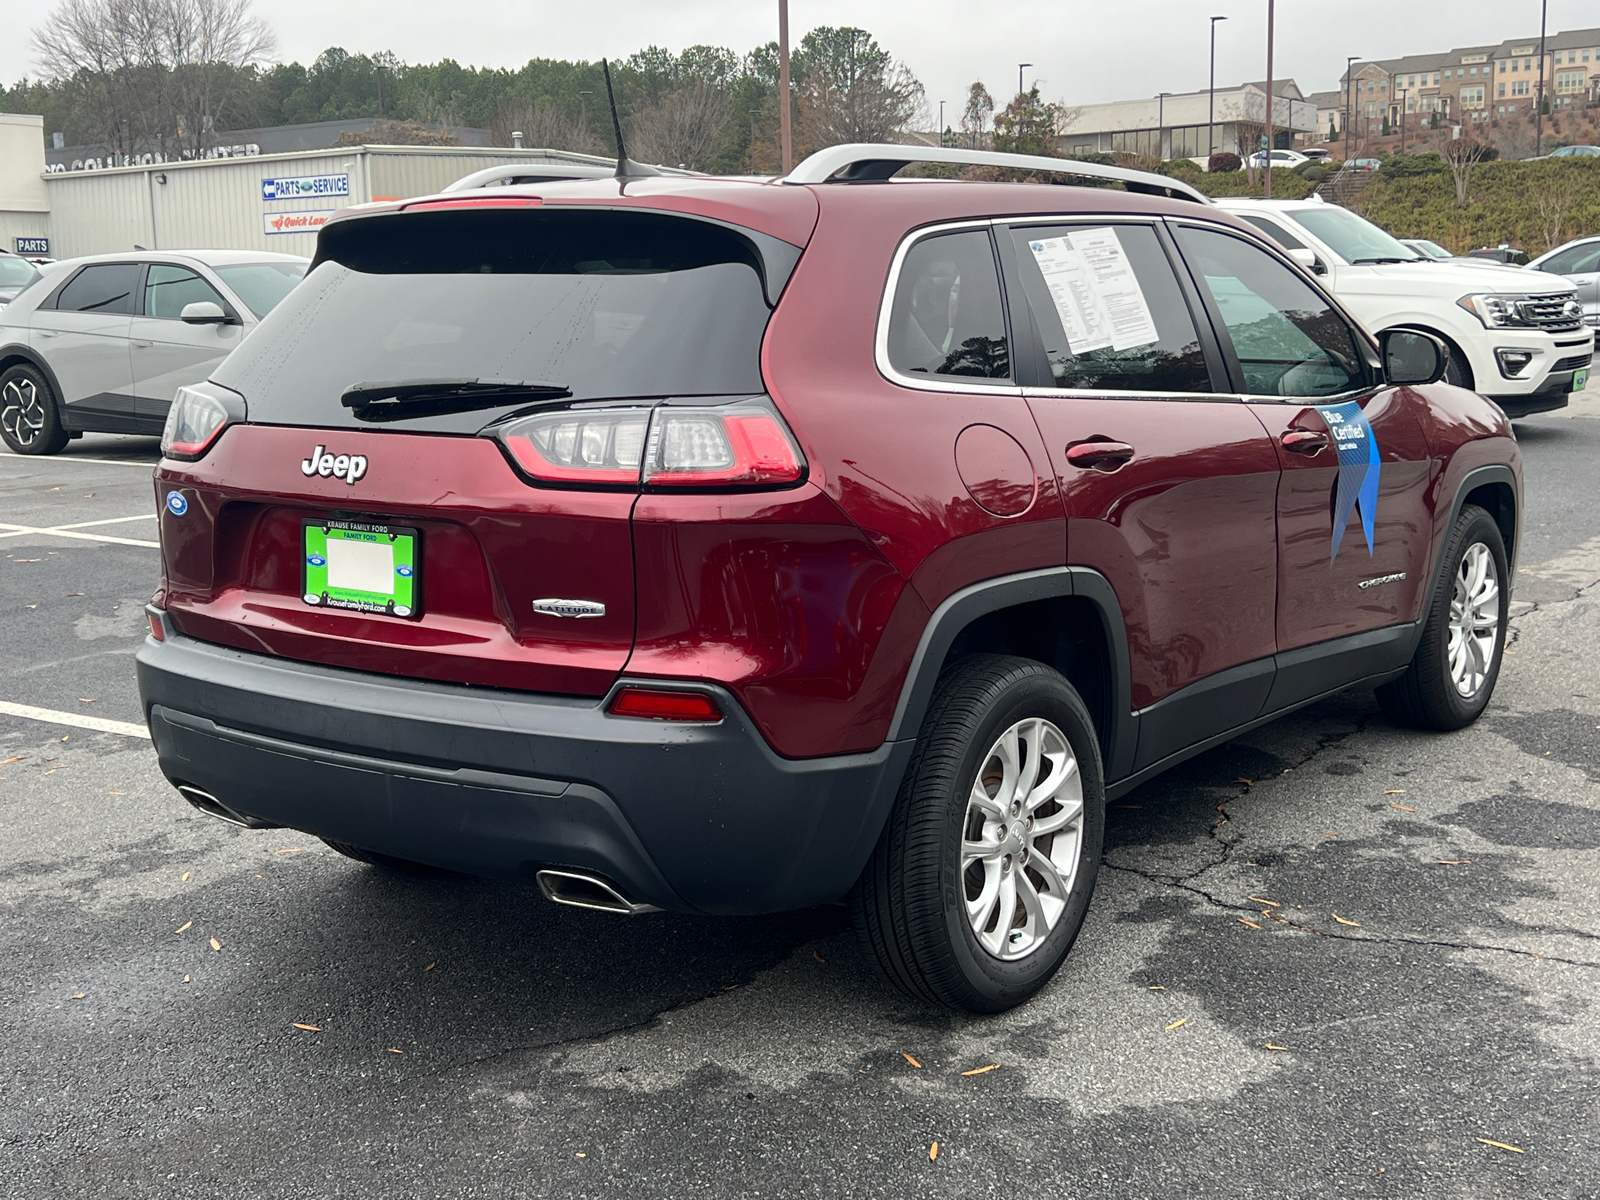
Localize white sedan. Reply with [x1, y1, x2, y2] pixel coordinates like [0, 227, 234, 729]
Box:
[1244, 149, 1311, 169]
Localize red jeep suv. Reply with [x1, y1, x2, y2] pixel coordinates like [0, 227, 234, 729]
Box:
[138, 145, 1521, 1013]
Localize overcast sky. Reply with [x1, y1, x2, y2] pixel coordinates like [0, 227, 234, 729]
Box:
[5, 0, 1598, 125]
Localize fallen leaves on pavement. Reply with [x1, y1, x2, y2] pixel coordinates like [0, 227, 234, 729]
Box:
[928, 1142, 939, 1161]
[174, 921, 192, 933]
[1165, 1018, 1188, 1031]
[1249, 896, 1279, 907]
[1382, 789, 1406, 795]
[292, 1023, 321, 1032]
[1264, 1043, 1289, 1051]
[1238, 918, 1262, 930]
[1388, 803, 1416, 812]
[1438, 860, 1471, 865]
[960, 1064, 1000, 1076]
[902, 1053, 922, 1068]
[209, 937, 221, 952]
[1332, 913, 1362, 927]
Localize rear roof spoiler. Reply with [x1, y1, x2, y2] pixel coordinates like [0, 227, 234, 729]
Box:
[782, 143, 1211, 205]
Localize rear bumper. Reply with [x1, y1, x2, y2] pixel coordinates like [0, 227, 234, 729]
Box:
[136, 620, 912, 915]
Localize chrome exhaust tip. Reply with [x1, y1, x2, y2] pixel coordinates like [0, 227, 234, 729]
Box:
[176, 784, 280, 830]
[536, 869, 661, 915]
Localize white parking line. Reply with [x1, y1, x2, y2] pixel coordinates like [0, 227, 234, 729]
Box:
[54, 514, 158, 530]
[0, 453, 156, 468]
[0, 700, 150, 739]
[0, 521, 159, 548]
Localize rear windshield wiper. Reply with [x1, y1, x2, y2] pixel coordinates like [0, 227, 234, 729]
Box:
[341, 378, 572, 422]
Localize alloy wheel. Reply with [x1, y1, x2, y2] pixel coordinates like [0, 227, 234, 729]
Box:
[1448, 541, 1500, 698]
[1, 377, 45, 449]
[961, 717, 1085, 961]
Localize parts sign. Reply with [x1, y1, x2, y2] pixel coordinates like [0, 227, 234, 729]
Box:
[261, 173, 349, 201]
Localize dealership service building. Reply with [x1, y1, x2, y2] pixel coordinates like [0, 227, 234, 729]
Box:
[1, 113, 605, 261]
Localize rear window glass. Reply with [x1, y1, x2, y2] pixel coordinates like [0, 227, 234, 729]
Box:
[885, 230, 1011, 383]
[214, 210, 778, 433]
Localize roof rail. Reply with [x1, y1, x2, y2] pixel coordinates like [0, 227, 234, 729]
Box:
[782, 143, 1210, 205]
[442, 159, 701, 193]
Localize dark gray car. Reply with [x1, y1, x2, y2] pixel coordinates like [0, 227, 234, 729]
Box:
[0, 249, 306, 454]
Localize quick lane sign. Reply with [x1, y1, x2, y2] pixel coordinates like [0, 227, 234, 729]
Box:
[261, 173, 349, 202]
[263, 210, 335, 235]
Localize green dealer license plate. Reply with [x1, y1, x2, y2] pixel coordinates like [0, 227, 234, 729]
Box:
[302, 519, 421, 618]
[1575, 367, 1588, 393]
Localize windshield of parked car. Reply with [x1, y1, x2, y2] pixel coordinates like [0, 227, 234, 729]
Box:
[1410, 240, 1452, 260]
[214, 209, 777, 434]
[1287, 206, 1421, 264]
[0, 256, 40, 290]
[214, 262, 307, 318]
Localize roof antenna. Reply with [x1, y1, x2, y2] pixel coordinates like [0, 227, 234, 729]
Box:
[602, 58, 660, 180]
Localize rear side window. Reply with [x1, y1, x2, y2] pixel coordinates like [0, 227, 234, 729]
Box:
[53, 264, 141, 314]
[885, 230, 1011, 383]
[1176, 226, 1366, 398]
[145, 265, 228, 319]
[1236, 215, 1307, 252]
[214, 209, 780, 434]
[1007, 223, 1213, 393]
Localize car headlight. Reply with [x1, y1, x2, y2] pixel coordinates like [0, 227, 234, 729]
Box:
[1457, 292, 1579, 329]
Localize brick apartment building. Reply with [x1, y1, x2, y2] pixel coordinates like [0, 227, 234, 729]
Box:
[1333, 26, 1599, 141]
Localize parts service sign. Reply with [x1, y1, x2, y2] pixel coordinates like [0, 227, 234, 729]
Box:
[260, 173, 349, 202]
[263, 210, 336, 236]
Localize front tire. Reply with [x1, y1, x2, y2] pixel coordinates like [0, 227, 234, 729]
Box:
[0, 364, 69, 455]
[850, 655, 1105, 1013]
[1376, 504, 1508, 730]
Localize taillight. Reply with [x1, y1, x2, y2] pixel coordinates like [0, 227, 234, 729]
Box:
[643, 403, 804, 488]
[498, 407, 652, 485]
[492, 398, 805, 491]
[607, 687, 722, 721]
[161, 382, 243, 461]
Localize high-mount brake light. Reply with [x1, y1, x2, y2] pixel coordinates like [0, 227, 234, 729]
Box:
[161, 383, 239, 461]
[492, 399, 806, 491]
[401, 197, 544, 212]
[607, 687, 722, 721]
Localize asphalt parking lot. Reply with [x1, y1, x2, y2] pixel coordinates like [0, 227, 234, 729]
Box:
[2, 411, 1599, 1198]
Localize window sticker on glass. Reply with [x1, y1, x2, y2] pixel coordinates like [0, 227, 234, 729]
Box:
[1026, 228, 1160, 353]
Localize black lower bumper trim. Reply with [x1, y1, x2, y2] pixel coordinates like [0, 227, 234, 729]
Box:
[137, 631, 913, 915]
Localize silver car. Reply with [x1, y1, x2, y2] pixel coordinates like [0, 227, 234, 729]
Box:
[0, 249, 307, 454]
[1528, 236, 1600, 330]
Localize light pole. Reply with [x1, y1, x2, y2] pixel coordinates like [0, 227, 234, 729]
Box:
[1208, 16, 1227, 161]
[1396, 88, 1408, 153]
[1263, 0, 1275, 198]
[1018, 63, 1032, 97]
[778, 0, 792, 173]
[1344, 55, 1358, 161]
[1536, 0, 1548, 153]
[1156, 92, 1171, 159]
[938, 100, 945, 145]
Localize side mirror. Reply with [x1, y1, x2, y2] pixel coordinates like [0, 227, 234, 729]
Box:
[1287, 247, 1327, 275]
[180, 300, 230, 325]
[1381, 328, 1449, 386]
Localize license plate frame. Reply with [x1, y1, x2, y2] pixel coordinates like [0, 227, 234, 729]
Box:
[301, 518, 422, 619]
[1574, 367, 1589, 393]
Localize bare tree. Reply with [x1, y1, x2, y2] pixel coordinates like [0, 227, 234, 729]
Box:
[33, 0, 274, 158]
[628, 83, 727, 170]
[1429, 125, 1491, 205]
[1529, 165, 1583, 253]
[960, 81, 994, 149]
[490, 97, 605, 155]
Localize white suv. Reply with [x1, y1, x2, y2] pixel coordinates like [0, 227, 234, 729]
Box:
[1214, 198, 1593, 418]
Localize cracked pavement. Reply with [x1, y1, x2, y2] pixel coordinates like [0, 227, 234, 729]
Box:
[2, 419, 1599, 1198]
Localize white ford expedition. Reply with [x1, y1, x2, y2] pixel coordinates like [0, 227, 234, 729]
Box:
[1215, 197, 1593, 418]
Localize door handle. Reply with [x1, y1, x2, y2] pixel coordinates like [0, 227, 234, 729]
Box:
[131, 340, 153, 348]
[1281, 429, 1329, 455]
[1065, 440, 1136, 471]
[35, 330, 58, 338]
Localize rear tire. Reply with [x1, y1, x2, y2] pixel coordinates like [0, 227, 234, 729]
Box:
[322, 838, 448, 875]
[1376, 504, 1507, 730]
[0, 364, 69, 455]
[850, 655, 1105, 1014]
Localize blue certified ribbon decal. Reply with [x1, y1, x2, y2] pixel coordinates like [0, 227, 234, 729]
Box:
[1313, 400, 1381, 562]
